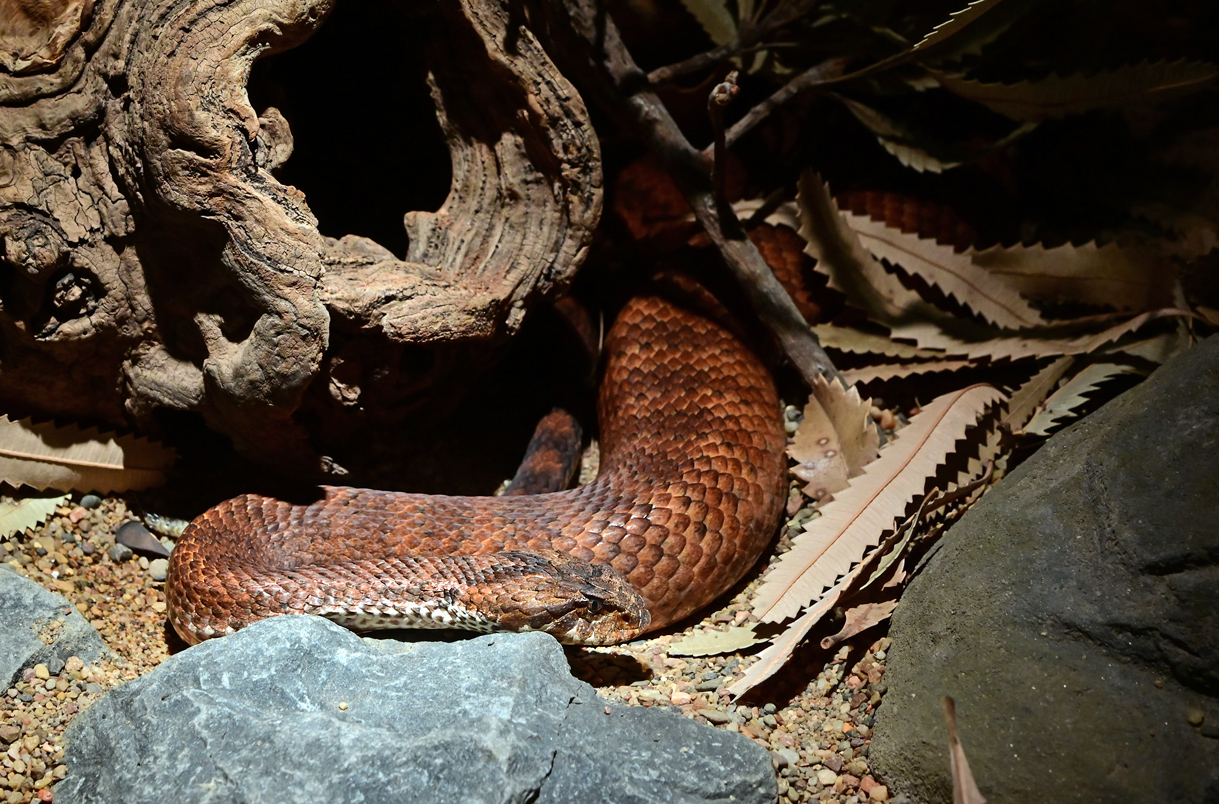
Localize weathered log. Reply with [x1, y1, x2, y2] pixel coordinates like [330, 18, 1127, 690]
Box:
[0, 0, 601, 469]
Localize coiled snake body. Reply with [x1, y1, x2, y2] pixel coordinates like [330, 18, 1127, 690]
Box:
[166, 294, 787, 645]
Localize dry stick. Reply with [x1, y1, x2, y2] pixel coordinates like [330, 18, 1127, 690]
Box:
[557, 2, 841, 388]
[645, 1, 814, 86]
[722, 57, 847, 151]
[708, 71, 740, 213]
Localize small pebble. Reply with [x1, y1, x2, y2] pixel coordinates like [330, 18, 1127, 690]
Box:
[80, 494, 102, 509]
[697, 708, 731, 724]
[816, 769, 839, 786]
[1187, 708, 1205, 726]
[148, 558, 170, 581]
[34, 664, 50, 680]
[338, 701, 348, 711]
[108, 543, 134, 563]
[869, 785, 889, 801]
[0, 724, 20, 744]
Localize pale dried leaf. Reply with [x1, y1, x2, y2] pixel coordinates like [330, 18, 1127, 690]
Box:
[876, 137, 961, 173]
[845, 212, 1046, 329]
[1000, 357, 1074, 433]
[945, 697, 988, 804]
[812, 324, 953, 359]
[862, 490, 941, 589]
[727, 577, 846, 698]
[810, 375, 880, 479]
[911, 0, 1007, 53]
[752, 385, 1005, 623]
[789, 397, 850, 504]
[668, 626, 763, 657]
[933, 60, 1219, 122]
[1103, 329, 1193, 364]
[820, 600, 899, 650]
[0, 415, 176, 494]
[678, 0, 737, 45]
[0, 494, 70, 539]
[840, 98, 960, 173]
[791, 375, 879, 503]
[1024, 363, 1138, 436]
[970, 241, 1176, 311]
[888, 308, 1188, 360]
[843, 359, 975, 385]
[798, 172, 939, 323]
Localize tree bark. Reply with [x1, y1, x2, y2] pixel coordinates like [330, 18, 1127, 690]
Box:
[0, 0, 601, 470]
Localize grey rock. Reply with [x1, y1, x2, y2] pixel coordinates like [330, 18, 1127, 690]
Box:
[0, 567, 109, 687]
[106, 543, 133, 563]
[871, 336, 1219, 803]
[79, 494, 101, 510]
[115, 520, 171, 558]
[60, 616, 775, 804]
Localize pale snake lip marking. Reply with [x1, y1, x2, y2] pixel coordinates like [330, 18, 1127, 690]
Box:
[166, 294, 788, 646]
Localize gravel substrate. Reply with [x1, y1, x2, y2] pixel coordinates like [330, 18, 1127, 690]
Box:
[1, 488, 894, 804]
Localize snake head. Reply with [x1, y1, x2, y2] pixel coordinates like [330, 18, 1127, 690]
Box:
[487, 551, 651, 645]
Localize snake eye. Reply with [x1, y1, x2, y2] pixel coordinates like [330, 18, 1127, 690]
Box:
[585, 596, 604, 614]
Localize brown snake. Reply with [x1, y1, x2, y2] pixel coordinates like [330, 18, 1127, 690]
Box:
[166, 294, 787, 645]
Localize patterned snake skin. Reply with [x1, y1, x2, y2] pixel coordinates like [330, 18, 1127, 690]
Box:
[166, 294, 787, 645]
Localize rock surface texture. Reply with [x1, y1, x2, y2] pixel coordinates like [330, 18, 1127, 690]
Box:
[871, 336, 1219, 802]
[58, 616, 776, 804]
[0, 567, 109, 687]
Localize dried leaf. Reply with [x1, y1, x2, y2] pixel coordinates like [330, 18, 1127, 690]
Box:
[727, 577, 846, 697]
[911, 0, 1007, 53]
[798, 173, 939, 324]
[790, 375, 879, 503]
[886, 308, 1188, 360]
[1108, 329, 1193, 364]
[1023, 363, 1138, 436]
[970, 241, 1176, 312]
[840, 98, 961, 173]
[752, 385, 1005, 624]
[843, 359, 975, 385]
[0, 494, 69, 539]
[1000, 357, 1074, 433]
[678, 0, 736, 45]
[945, 697, 988, 804]
[789, 397, 850, 504]
[845, 212, 1045, 329]
[0, 415, 176, 494]
[837, 191, 979, 251]
[820, 600, 899, 650]
[933, 60, 1219, 122]
[668, 625, 762, 657]
[812, 324, 951, 359]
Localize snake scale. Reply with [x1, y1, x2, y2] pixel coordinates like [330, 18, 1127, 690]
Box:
[166, 293, 788, 645]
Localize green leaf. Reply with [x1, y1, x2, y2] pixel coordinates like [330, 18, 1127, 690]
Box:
[932, 60, 1219, 122]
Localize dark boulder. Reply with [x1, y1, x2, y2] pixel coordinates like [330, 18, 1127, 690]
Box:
[871, 336, 1219, 803]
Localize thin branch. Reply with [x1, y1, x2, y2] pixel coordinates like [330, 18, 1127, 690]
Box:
[721, 57, 847, 150]
[645, 1, 814, 87]
[540, 0, 843, 389]
[708, 70, 739, 212]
